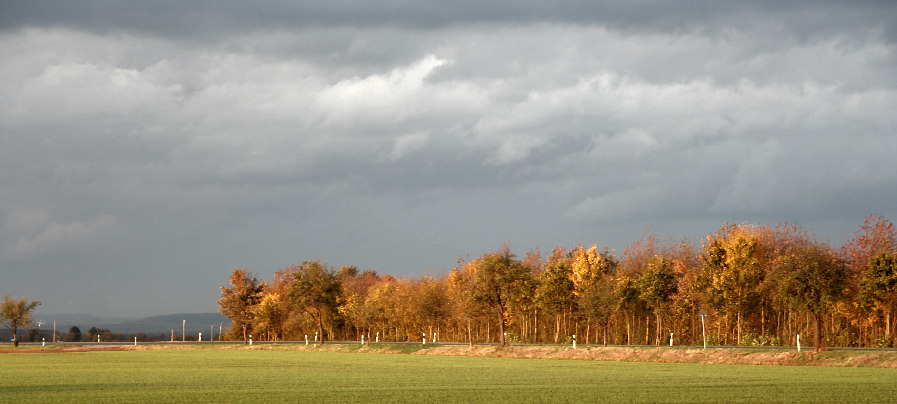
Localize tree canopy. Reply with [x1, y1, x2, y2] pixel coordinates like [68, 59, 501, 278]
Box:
[217, 267, 264, 344]
[1, 294, 40, 347]
[213, 215, 897, 350]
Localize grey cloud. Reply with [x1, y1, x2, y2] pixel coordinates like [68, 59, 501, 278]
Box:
[4, 1, 893, 38]
[1, 210, 122, 260]
[2, 2, 895, 317]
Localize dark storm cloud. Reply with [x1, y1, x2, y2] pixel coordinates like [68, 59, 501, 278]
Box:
[4, 1, 894, 39]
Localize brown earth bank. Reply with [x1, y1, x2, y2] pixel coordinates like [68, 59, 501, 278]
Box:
[3, 344, 897, 368]
[408, 345, 897, 368]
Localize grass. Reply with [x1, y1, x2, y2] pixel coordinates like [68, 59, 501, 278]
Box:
[2, 345, 897, 403]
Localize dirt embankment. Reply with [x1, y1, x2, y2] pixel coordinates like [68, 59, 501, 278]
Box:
[4, 344, 897, 368]
[406, 345, 897, 368]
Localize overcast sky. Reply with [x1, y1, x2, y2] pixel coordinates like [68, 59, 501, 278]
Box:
[2, 1, 896, 318]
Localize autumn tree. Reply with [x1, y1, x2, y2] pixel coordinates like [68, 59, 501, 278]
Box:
[840, 215, 896, 346]
[0, 294, 40, 347]
[700, 224, 766, 344]
[413, 276, 449, 343]
[774, 243, 846, 352]
[570, 245, 619, 345]
[365, 276, 399, 342]
[446, 265, 479, 346]
[469, 245, 531, 347]
[339, 268, 380, 343]
[666, 239, 703, 346]
[287, 260, 341, 345]
[252, 291, 286, 341]
[841, 215, 897, 278]
[218, 267, 264, 344]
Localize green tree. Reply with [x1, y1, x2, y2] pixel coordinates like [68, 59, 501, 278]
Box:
[536, 251, 574, 343]
[859, 252, 897, 346]
[218, 267, 264, 344]
[638, 256, 679, 345]
[287, 260, 342, 345]
[469, 245, 532, 347]
[69, 326, 82, 342]
[0, 294, 40, 347]
[775, 244, 846, 352]
[613, 276, 641, 345]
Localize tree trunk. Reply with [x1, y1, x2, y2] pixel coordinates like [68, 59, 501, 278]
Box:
[886, 307, 893, 346]
[737, 310, 742, 345]
[761, 304, 766, 337]
[467, 317, 474, 347]
[316, 309, 325, 346]
[534, 308, 539, 343]
[498, 309, 507, 347]
[645, 316, 650, 345]
[554, 314, 561, 344]
[586, 321, 590, 345]
[812, 311, 825, 352]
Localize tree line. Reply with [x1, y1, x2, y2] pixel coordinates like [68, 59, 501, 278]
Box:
[3, 325, 170, 343]
[217, 215, 897, 352]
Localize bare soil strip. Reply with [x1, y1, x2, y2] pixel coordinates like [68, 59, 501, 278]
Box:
[3, 344, 896, 368]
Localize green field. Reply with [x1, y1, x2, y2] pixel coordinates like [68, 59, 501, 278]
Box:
[2, 346, 897, 403]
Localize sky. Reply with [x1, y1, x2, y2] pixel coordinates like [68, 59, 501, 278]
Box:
[2, 1, 896, 318]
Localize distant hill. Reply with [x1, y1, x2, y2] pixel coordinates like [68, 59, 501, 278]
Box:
[121, 313, 230, 336]
[27, 313, 230, 337]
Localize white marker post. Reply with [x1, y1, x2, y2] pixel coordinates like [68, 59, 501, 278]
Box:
[670, 332, 674, 347]
[315, 331, 318, 342]
[199, 333, 202, 342]
[422, 333, 426, 345]
[98, 335, 101, 343]
[797, 334, 801, 352]
[376, 331, 380, 343]
[699, 311, 707, 350]
[42, 338, 45, 347]
[249, 335, 252, 346]
[572, 334, 576, 349]
[305, 335, 308, 345]
[361, 334, 365, 345]
[134, 337, 137, 346]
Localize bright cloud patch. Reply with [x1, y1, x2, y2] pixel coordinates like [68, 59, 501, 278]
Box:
[1, 210, 122, 259]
